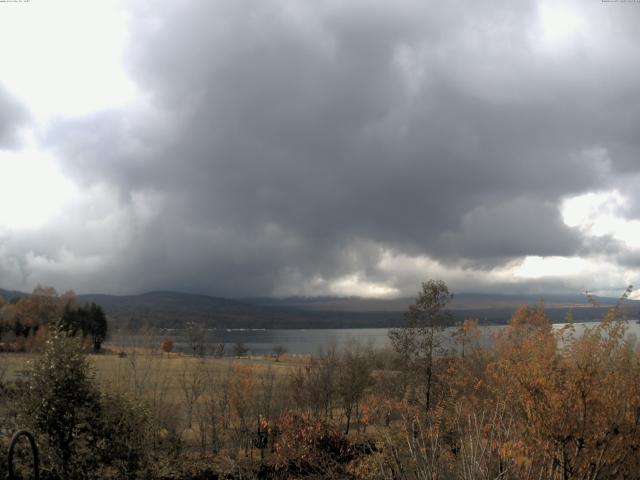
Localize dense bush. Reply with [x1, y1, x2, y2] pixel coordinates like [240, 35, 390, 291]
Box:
[96, 394, 151, 479]
[22, 327, 102, 478]
[20, 327, 150, 480]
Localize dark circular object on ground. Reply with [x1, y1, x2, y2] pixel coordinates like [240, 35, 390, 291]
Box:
[7, 430, 39, 480]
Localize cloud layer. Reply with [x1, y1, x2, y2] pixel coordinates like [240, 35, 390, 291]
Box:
[2, 0, 640, 297]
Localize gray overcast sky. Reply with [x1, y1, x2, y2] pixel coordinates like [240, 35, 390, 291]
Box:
[0, 0, 640, 298]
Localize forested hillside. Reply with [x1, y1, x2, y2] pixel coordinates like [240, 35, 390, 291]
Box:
[4, 288, 635, 330]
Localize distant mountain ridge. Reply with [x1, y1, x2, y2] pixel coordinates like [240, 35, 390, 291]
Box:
[246, 292, 640, 311]
[0, 288, 28, 301]
[1, 288, 638, 329]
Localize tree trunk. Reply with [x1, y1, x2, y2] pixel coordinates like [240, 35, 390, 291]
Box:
[344, 406, 352, 434]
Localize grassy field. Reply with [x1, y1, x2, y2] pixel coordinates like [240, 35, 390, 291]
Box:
[0, 350, 307, 404]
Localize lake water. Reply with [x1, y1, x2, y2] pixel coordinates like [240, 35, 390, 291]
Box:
[107, 320, 640, 356]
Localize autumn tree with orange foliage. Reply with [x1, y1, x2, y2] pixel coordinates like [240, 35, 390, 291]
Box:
[379, 284, 640, 480]
[453, 318, 482, 359]
[0, 286, 78, 351]
[271, 412, 356, 477]
[488, 288, 640, 479]
[160, 336, 174, 355]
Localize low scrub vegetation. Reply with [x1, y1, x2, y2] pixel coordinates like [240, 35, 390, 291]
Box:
[1, 282, 640, 479]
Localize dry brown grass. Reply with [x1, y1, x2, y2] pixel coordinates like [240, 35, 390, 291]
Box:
[0, 350, 302, 402]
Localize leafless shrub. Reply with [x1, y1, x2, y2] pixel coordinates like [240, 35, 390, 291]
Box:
[178, 357, 206, 429]
[381, 413, 445, 480]
[456, 403, 514, 480]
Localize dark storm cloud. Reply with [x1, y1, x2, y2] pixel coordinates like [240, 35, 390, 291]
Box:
[0, 85, 27, 148]
[33, 0, 640, 295]
[436, 198, 583, 267]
